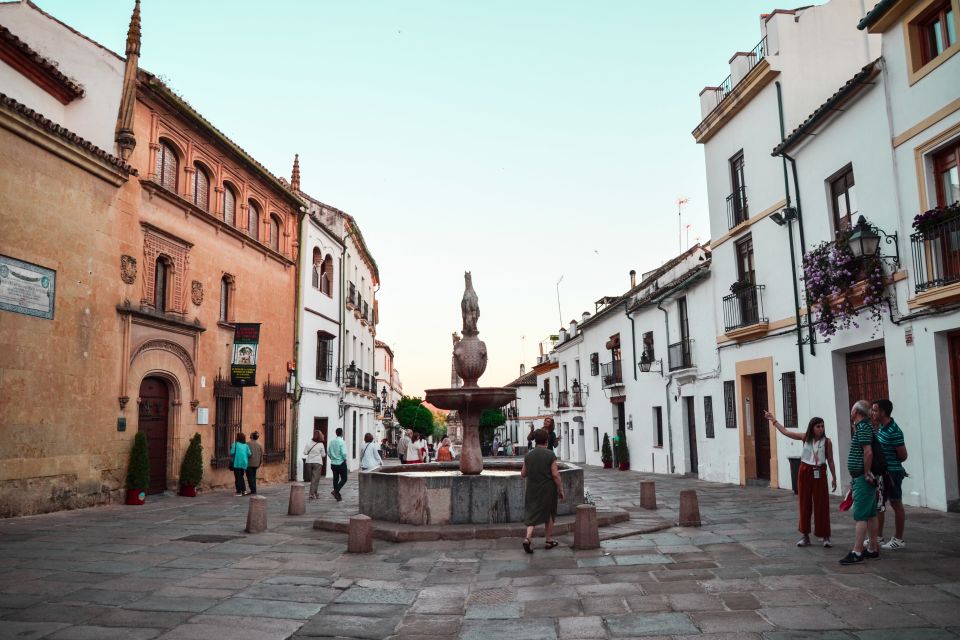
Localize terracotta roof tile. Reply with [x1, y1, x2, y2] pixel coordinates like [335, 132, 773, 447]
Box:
[0, 23, 85, 100]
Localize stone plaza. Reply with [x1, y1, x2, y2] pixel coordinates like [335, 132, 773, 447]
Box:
[1, 464, 959, 640]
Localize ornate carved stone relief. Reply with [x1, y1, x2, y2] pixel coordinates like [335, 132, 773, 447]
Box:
[191, 280, 203, 306]
[141, 223, 192, 312]
[121, 255, 137, 284]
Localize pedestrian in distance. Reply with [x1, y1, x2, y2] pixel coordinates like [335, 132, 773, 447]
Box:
[359, 432, 383, 471]
[527, 425, 535, 452]
[436, 437, 454, 462]
[246, 431, 263, 495]
[764, 411, 837, 548]
[229, 432, 251, 496]
[328, 428, 349, 501]
[839, 399, 882, 565]
[544, 417, 558, 451]
[303, 430, 326, 500]
[417, 433, 429, 462]
[521, 428, 565, 554]
[873, 399, 908, 550]
[398, 429, 412, 464]
[404, 433, 422, 464]
[491, 436, 500, 457]
[505, 440, 514, 457]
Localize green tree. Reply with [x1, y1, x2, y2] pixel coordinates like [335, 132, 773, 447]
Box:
[179, 433, 203, 487]
[126, 431, 150, 491]
[479, 409, 506, 437]
[601, 433, 613, 465]
[396, 395, 435, 437]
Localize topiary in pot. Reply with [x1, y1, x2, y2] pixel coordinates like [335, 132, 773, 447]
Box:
[616, 433, 630, 471]
[125, 431, 150, 505]
[178, 433, 203, 497]
[601, 433, 613, 469]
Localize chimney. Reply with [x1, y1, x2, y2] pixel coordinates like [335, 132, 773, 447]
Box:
[630, 269, 637, 288]
[581, 311, 590, 323]
[519, 364, 526, 375]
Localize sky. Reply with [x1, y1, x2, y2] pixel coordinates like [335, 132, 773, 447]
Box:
[35, 0, 785, 397]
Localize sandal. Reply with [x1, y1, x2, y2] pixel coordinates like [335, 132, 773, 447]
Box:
[544, 540, 559, 550]
[522, 538, 533, 554]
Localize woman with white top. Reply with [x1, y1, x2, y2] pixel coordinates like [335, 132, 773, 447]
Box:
[765, 411, 837, 548]
[405, 433, 424, 464]
[359, 432, 383, 471]
[303, 430, 326, 500]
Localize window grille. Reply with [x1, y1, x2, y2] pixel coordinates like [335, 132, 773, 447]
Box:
[724, 380, 737, 429]
[782, 372, 798, 429]
[213, 374, 242, 467]
[704, 396, 715, 438]
[263, 381, 287, 462]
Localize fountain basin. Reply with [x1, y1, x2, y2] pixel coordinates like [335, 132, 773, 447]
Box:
[358, 461, 584, 525]
[425, 386, 517, 412]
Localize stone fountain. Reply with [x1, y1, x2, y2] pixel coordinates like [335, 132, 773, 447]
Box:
[355, 272, 584, 526]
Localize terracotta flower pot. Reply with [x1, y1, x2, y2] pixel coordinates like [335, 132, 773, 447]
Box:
[603, 461, 613, 469]
[125, 489, 145, 505]
[178, 485, 197, 497]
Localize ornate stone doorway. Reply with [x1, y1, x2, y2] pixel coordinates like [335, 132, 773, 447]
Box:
[138, 376, 170, 494]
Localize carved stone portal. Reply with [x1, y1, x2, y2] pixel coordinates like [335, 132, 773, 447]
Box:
[121, 255, 137, 284]
[191, 280, 203, 306]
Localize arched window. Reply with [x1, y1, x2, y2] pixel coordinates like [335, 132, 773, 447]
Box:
[269, 215, 282, 251]
[154, 256, 171, 311]
[155, 140, 179, 192]
[223, 184, 236, 226]
[312, 248, 322, 288]
[220, 275, 232, 323]
[192, 163, 210, 211]
[247, 200, 260, 240]
[321, 254, 333, 296]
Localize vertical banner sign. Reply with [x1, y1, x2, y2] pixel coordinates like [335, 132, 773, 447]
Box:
[230, 323, 261, 387]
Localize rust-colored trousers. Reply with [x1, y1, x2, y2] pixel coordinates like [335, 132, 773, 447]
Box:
[797, 462, 831, 538]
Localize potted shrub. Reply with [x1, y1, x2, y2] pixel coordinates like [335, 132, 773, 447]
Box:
[178, 433, 203, 497]
[125, 431, 149, 505]
[616, 433, 630, 471]
[601, 433, 613, 469]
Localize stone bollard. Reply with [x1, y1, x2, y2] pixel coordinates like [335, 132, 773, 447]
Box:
[288, 484, 305, 516]
[348, 514, 373, 553]
[640, 480, 657, 510]
[573, 504, 600, 550]
[245, 495, 268, 533]
[678, 489, 701, 527]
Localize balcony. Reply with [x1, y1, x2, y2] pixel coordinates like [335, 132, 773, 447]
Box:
[362, 301, 370, 324]
[723, 284, 769, 340]
[573, 391, 583, 407]
[911, 215, 960, 306]
[668, 339, 694, 371]
[601, 361, 623, 388]
[726, 186, 749, 229]
[347, 282, 357, 309]
[558, 391, 569, 408]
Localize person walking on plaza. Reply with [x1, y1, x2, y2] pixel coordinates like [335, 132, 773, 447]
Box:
[328, 428, 348, 501]
[229, 432, 251, 496]
[840, 400, 881, 565]
[398, 429, 411, 464]
[404, 433, 422, 463]
[303, 430, 326, 500]
[246, 431, 263, 495]
[544, 417, 558, 451]
[765, 411, 837, 548]
[436, 437, 454, 462]
[491, 436, 500, 457]
[359, 432, 383, 471]
[505, 440, 514, 457]
[874, 399, 908, 550]
[521, 428, 565, 554]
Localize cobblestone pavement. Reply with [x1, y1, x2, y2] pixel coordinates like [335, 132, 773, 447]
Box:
[1, 462, 959, 640]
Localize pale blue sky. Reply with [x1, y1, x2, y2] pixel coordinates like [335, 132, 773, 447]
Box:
[36, 0, 785, 396]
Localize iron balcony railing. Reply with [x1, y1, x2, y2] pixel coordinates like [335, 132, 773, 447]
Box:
[723, 284, 767, 332]
[726, 186, 749, 228]
[573, 391, 583, 407]
[711, 36, 767, 107]
[347, 282, 356, 308]
[363, 301, 370, 321]
[364, 372, 371, 393]
[911, 215, 960, 293]
[601, 361, 623, 388]
[558, 391, 569, 408]
[668, 339, 694, 371]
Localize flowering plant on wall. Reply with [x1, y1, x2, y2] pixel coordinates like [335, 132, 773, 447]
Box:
[802, 228, 885, 340]
[912, 202, 959, 232]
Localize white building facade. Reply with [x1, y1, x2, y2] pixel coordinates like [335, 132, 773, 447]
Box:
[375, 339, 403, 445]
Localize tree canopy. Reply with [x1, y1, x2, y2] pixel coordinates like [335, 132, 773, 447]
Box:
[395, 395, 435, 436]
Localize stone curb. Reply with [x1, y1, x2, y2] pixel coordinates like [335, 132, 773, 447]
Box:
[312, 507, 630, 542]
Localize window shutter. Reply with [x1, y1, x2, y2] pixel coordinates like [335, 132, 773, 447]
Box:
[193, 166, 209, 211]
[159, 142, 178, 192]
[224, 188, 236, 226]
[248, 202, 259, 240]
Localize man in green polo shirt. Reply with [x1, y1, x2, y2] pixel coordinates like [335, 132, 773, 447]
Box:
[874, 399, 908, 550]
[839, 399, 881, 565]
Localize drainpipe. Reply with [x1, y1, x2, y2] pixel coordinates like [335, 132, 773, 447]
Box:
[656, 300, 676, 474]
[773, 82, 805, 375]
[625, 300, 638, 381]
[290, 206, 306, 480]
[774, 81, 815, 357]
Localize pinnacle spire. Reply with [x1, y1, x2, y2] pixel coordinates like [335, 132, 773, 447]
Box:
[125, 0, 141, 56]
[291, 154, 301, 192]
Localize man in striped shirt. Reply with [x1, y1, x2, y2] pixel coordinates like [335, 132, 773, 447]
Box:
[874, 399, 908, 550]
[839, 399, 881, 565]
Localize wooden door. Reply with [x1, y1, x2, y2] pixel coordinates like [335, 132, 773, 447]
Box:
[949, 333, 960, 496]
[845, 348, 889, 409]
[752, 374, 770, 480]
[138, 377, 169, 494]
[685, 396, 699, 474]
[313, 417, 328, 477]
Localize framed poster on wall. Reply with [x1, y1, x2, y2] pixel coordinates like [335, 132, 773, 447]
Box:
[0, 254, 56, 320]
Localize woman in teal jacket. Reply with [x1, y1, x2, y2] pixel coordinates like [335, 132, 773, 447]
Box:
[230, 432, 252, 496]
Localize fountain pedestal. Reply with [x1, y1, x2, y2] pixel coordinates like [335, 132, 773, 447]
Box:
[424, 387, 516, 475]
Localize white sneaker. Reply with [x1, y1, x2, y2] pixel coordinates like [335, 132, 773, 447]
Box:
[797, 535, 811, 547]
[823, 538, 833, 548]
[881, 537, 906, 550]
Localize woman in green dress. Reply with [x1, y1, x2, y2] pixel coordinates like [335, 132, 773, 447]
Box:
[521, 428, 565, 553]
